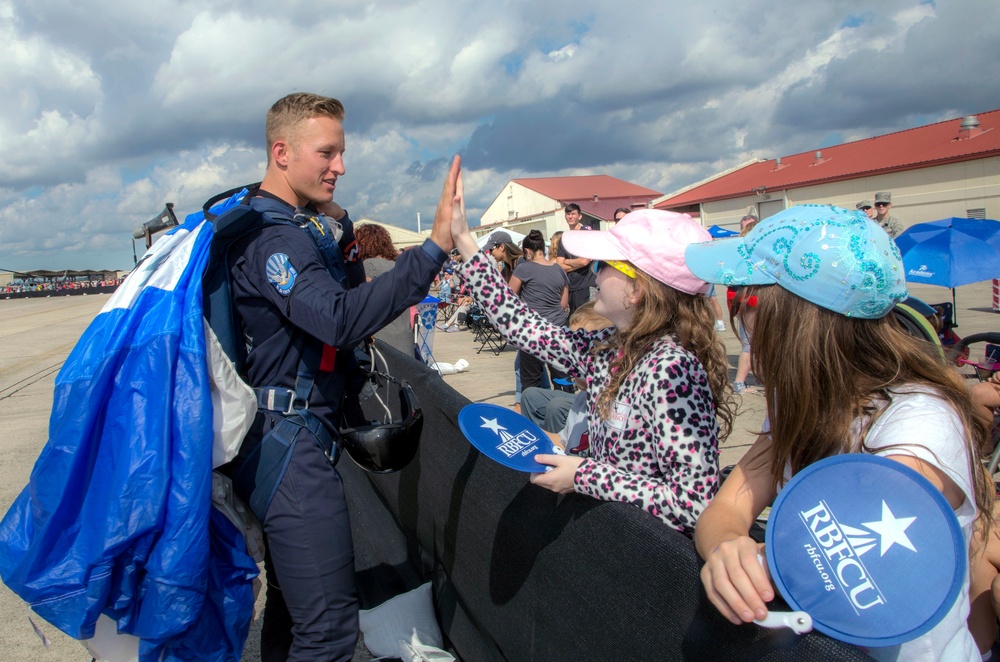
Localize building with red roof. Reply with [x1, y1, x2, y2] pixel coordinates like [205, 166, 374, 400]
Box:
[654, 110, 1000, 233]
[475, 175, 661, 241]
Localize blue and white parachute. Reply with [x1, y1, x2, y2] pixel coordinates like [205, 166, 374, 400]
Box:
[0, 193, 259, 661]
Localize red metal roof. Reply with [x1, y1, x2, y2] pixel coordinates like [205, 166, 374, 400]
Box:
[515, 175, 660, 201]
[656, 110, 1000, 208]
[512, 175, 661, 221]
[565, 197, 655, 222]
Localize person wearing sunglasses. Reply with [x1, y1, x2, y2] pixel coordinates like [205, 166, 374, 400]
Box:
[447, 167, 733, 533]
[855, 199, 877, 220]
[873, 191, 902, 237]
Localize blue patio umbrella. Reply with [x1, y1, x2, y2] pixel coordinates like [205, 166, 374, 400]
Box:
[894, 217, 1000, 323]
[708, 224, 739, 238]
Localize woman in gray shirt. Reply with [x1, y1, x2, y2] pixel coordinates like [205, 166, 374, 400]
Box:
[510, 230, 570, 390]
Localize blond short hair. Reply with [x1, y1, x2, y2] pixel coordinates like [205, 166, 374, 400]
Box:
[265, 93, 346, 156]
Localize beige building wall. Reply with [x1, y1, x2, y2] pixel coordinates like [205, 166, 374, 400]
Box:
[700, 197, 766, 233]
[481, 182, 561, 225]
[697, 156, 1000, 232]
[355, 218, 429, 249]
[0, 271, 12, 287]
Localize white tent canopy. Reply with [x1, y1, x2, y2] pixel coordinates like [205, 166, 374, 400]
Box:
[475, 229, 527, 249]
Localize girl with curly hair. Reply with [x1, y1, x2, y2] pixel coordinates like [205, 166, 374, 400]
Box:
[448, 169, 732, 533]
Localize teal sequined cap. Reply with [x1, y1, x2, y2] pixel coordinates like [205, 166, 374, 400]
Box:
[684, 205, 908, 319]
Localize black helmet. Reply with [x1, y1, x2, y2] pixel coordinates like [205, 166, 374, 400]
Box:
[340, 371, 423, 473]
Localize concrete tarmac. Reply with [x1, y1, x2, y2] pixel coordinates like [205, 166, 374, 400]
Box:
[0, 280, 997, 659]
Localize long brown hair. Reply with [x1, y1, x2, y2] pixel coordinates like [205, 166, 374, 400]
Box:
[549, 231, 563, 260]
[743, 284, 992, 531]
[495, 242, 524, 283]
[595, 268, 734, 441]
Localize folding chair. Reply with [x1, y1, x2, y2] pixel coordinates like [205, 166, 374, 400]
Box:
[466, 307, 507, 356]
[436, 296, 457, 324]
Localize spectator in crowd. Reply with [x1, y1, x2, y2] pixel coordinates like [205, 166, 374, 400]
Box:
[521, 301, 613, 454]
[874, 191, 902, 237]
[482, 231, 523, 283]
[509, 229, 570, 392]
[707, 282, 726, 333]
[689, 205, 990, 661]
[855, 199, 876, 220]
[449, 172, 733, 532]
[353, 223, 397, 281]
[437, 269, 453, 302]
[556, 203, 597, 313]
[729, 215, 759, 394]
[968, 371, 1000, 656]
[549, 231, 564, 261]
[611, 207, 630, 226]
[349, 221, 418, 354]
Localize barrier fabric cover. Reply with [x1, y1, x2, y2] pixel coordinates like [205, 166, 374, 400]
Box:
[343, 342, 875, 661]
[0, 219, 257, 661]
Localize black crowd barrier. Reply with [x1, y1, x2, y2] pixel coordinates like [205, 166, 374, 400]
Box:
[2, 285, 118, 299]
[340, 342, 873, 661]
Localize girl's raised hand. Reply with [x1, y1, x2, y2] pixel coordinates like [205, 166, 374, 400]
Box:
[450, 167, 480, 260]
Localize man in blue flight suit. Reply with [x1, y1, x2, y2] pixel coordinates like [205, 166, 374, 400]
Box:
[224, 92, 459, 661]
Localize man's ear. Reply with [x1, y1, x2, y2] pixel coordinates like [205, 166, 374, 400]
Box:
[271, 140, 290, 168]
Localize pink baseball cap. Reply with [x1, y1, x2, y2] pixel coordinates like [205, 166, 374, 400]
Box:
[561, 209, 711, 294]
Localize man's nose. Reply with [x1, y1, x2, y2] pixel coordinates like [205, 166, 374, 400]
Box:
[330, 155, 346, 176]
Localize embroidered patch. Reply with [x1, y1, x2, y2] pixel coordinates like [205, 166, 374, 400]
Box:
[606, 400, 632, 432]
[342, 239, 360, 262]
[266, 253, 298, 296]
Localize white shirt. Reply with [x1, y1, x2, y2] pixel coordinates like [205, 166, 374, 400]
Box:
[774, 387, 978, 661]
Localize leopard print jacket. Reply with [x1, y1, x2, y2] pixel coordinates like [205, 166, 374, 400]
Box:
[456, 253, 720, 533]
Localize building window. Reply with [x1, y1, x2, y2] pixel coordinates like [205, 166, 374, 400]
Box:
[967, 208, 986, 220]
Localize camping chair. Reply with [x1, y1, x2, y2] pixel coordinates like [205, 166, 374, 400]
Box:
[466, 306, 507, 356]
[436, 296, 458, 324]
[949, 333, 1000, 474]
[932, 301, 962, 348]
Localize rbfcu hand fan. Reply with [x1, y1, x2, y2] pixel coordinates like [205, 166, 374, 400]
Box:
[458, 403, 561, 473]
[759, 454, 966, 648]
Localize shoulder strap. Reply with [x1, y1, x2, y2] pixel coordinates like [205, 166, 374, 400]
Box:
[203, 183, 260, 221]
[201, 188, 353, 376]
[292, 211, 350, 288]
[203, 205, 269, 371]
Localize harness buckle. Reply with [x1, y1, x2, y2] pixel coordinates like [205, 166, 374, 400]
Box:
[259, 387, 309, 415]
[282, 392, 307, 416]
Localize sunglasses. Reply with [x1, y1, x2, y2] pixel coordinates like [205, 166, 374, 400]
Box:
[874, 202, 890, 207]
[860, 206, 872, 211]
[727, 288, 758, 308]
[592, 260, 637, 279]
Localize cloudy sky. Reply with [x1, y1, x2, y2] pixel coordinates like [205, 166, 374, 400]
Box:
[1, 0, 997, 271]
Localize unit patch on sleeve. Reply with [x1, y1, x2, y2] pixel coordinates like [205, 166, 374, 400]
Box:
[266, 253, 298, 296]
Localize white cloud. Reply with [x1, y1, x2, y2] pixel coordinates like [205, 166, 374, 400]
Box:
[0, 0, 996, 271]
[547, 44, 576, 62]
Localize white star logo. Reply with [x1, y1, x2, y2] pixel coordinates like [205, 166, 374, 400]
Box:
[480, 417, 506, 436]
[862, 501, 917, 556]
